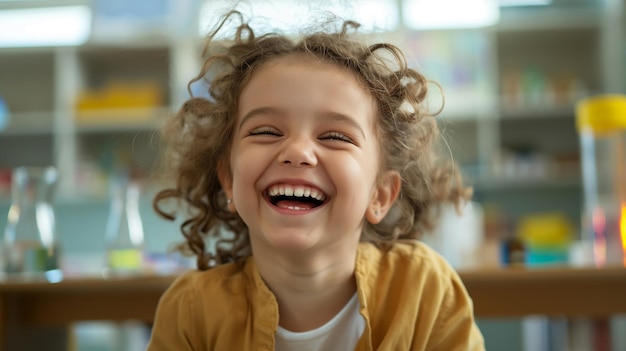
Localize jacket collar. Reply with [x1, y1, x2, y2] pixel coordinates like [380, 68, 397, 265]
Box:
[243, 242, 378, 349]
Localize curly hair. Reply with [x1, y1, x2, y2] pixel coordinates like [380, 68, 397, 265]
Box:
[153, 11, 472, 270]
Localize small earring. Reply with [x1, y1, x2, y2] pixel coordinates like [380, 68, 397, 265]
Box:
[374, 210, 379, 216]
[226, 198, 232, 205]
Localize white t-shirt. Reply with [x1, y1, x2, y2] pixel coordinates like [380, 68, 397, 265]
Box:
[275, 293, 365, 351]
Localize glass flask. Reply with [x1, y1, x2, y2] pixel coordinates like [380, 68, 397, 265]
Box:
[576, 94, 626, 267]
[102, 177, 145, 277]
[2, 166, 62, 282]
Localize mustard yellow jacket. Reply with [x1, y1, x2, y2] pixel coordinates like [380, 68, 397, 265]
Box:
[147, 240, 485, 350]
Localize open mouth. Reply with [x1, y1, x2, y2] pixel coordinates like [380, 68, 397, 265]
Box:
[266, 184, 327, 210]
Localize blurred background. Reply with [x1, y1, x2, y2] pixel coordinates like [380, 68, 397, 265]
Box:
[0, 0, 625, 350]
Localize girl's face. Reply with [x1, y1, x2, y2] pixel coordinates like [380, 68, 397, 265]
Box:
[220, 55, 399, 257]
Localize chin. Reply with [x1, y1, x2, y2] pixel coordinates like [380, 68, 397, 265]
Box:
[259, 230, 321, 254]
[270, 236, 318, 252]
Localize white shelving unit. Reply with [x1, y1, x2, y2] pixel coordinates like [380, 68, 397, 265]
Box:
[385, 1, 623, 233]
[0, 0, 202, 202]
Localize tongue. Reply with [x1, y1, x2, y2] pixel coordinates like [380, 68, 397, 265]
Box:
[276, 199, 315, 210]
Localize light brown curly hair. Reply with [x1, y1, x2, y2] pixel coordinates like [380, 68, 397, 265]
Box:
[153, 11, 471, 270]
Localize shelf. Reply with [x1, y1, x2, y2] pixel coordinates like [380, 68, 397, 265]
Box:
[0, 179, 163, 206]
[75, 46, 172, 107]
[435, 103, 578, 122]
[0, 111, 55, 135]
[460, 265, 626, 317]
[472, 175, 581, 192]
[75, 106, 170, 133]
[496, 6, 602, 32]
[499, 104, 576, 120]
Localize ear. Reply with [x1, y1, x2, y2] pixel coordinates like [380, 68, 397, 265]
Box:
[217, 160, 236, 213]
[366, 170, 401, 224]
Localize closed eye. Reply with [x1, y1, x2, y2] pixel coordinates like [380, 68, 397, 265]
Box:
[248, 126, 282, 137]
[320, 131, 354, 144]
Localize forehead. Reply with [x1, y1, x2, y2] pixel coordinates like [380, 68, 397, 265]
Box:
[251, 54, 368, 91]
[243, 54, 372, 102]
[239, 55, 376, 119]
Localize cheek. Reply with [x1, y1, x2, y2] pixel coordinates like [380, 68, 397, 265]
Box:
[333, 156, 379, 201]
[230, 148, 267, 207]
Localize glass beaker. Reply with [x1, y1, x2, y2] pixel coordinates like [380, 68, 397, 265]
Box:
[576, 94, 626, 267]
[2, 166, 62, 282]
[102, 176, 146, 277]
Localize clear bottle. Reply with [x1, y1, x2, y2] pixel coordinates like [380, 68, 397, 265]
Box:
[2, 166, 62, 282]
[576, 94, 626, 267]
[102, 176, 146, 277]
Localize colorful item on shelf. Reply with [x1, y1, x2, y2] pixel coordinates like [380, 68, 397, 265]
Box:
[577, 94, 626, 268]
[1, 166, 62, 282]
[501, 67, 587, 110]
[75, 80, 164, 123]
[517, 212, 574, 266]
[102, 175, 146, 277]
[500, 234, 525, 267]
[400, 30, 493, 118]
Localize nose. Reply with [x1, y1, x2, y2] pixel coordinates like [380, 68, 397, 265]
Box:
[278, 136, 318, 167]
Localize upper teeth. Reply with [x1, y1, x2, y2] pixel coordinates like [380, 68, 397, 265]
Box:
[268, 184, 326, 201]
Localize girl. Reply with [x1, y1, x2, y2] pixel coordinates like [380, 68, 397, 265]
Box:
[148, 11, 485, 351]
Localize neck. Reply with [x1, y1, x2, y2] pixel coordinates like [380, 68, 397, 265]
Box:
[253, 241, 360, 332]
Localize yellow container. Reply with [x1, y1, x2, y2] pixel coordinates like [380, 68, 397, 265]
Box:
[576, 94, 626, 267]
[517, 213, 573, 266]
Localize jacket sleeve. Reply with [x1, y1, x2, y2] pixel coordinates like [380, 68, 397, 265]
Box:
[423, 273, 485, 351]
[146, 272, 202, 351]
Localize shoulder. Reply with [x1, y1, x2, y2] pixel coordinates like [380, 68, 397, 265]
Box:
[356, 241, 485, 350]
[148, 262, 254, 350]
[155, 261, 252, 320]
[357, 240, 456, 280]
[165, 262, 248, 294]
[356, 240, 464, 301]
[151, 261, 254, 341]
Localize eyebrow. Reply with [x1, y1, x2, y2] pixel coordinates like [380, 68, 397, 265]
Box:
[239, 107, 280, 130]
[319, 111, 367, 140]
[239, 107, 367, 140]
